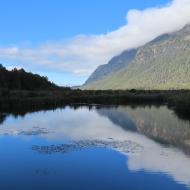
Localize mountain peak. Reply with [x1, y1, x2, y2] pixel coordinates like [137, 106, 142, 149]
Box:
[173, 24, 190, 37]
[181, 24, 190, 32]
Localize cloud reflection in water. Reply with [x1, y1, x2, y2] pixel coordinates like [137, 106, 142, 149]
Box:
[0, 105, 190, 188]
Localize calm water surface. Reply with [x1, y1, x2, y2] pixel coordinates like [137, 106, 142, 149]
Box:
[0, 105, 190, 190]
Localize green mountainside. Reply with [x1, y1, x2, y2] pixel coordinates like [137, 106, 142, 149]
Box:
[83, 25, 190, 90]
[84, 49, 137, 85]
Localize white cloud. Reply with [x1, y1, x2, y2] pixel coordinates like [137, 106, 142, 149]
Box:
[0, 0, 190, 82]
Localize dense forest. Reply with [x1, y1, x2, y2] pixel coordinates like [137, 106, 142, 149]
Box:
[0, 64, 58, 90]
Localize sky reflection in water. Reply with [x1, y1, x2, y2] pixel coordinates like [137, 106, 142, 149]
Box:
[0, 105, 190, 190]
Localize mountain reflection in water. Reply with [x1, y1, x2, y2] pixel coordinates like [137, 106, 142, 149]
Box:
[0, 105, 190, 190]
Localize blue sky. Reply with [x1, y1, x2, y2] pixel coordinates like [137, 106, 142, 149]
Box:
[1, 0, 187, 86]
[0, 0, 170, 44]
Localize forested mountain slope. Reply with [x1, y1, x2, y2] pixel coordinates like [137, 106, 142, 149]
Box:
[83, 25, 190, 90]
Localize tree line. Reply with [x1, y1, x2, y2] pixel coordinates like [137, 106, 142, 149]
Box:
[0, 64, 59, 90]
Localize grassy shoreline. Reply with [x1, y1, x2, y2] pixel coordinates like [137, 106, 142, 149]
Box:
[0, 89, 190, 120]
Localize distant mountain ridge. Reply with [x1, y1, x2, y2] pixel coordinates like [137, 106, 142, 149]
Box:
[83, 25, 190, 90]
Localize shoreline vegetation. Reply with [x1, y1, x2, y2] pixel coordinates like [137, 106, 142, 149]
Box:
[0, 88, 190, 120]
[0, 64, 189, 120]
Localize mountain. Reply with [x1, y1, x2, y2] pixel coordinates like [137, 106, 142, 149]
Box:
[0, 64, 58, 90]
[83, 25, 190, 90]
[84, 49, 137, 85]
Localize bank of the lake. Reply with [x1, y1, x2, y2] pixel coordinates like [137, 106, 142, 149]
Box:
[0, 89, 190, 120]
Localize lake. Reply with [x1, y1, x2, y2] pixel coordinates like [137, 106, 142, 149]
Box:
[0, 105, 190, 190]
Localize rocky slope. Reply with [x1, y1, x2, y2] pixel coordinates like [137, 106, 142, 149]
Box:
[84, 49, 137, 85]
[83, 25, 190, 90]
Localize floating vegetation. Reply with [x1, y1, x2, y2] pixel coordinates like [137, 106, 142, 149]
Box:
[0, 126, 52, 136]
[32, 140, 143, 155]
[19, 127, 52, 136]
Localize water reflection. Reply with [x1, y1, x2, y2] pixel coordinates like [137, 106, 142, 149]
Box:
[0, 105, 190, 189]
[32, 140, 143, 155]
[97, 106, 190, 154]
